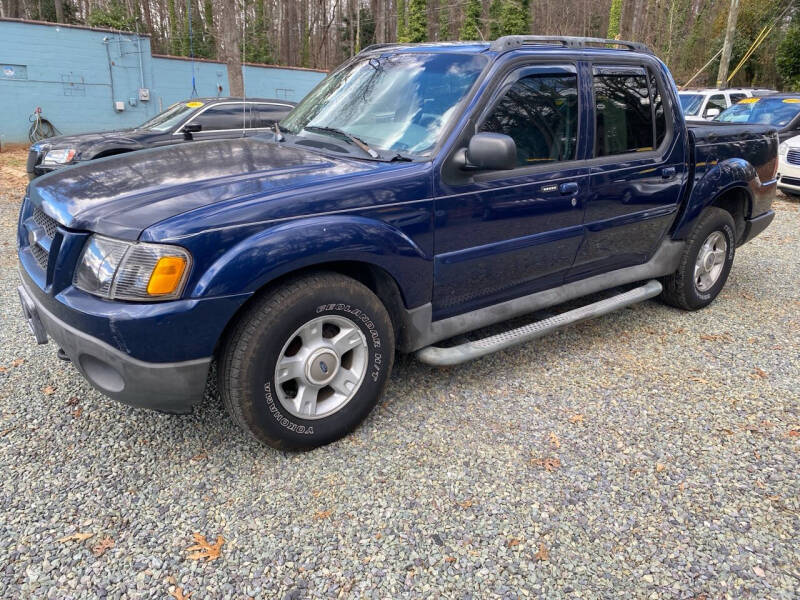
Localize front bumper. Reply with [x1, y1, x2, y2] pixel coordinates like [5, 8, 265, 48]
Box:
[18, 276, 212, 413]
[777, 159, 800, 194]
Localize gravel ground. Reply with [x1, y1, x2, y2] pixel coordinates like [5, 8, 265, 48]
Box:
[0, 147, 798, 599]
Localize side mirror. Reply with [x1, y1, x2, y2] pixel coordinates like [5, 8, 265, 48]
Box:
[455, 132, 517, 171]
[181, 123, 202, 139]
[705, 108, 720, 119]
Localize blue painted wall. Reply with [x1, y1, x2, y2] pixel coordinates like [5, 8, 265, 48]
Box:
[0, 18, 326, 144]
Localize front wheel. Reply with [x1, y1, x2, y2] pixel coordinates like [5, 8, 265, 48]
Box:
[219, 272, 395, 449]
[661, 207, 736, 310]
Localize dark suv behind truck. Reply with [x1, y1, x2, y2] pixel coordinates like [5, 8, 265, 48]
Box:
[17, 36, 777, 449]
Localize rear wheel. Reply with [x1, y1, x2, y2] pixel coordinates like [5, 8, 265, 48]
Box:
[219, 272, 394, 449]
[661, 207, 736, 310]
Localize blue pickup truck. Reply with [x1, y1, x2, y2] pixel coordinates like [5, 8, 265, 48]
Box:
[17, 36, 778, 449]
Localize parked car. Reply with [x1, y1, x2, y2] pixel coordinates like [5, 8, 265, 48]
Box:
[777, 134, 800, 196]
[25, 97, 295, 179]
[17, 36, 778, 449]
[679, 88, 775, 121]
[714, 94, 800, 142]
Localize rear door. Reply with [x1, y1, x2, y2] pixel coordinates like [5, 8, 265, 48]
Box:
[182, 102, 248, 140]
[569, 63, 686, 280]
[247, 102, 295, 134]
[433, 63, 587, 318]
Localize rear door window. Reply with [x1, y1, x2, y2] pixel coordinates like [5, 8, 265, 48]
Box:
[593, 66, 654, 156]
[479, 68, 579, 166]
[250, 103, 291, 128]
[192, 103, 247, 131]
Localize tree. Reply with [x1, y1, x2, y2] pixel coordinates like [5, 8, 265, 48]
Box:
[406, 0, 427, 42]
[218, 1, 244, 96]
[777, 22, 800, 90]
[500, 0, 529, 35]
[489, 0, 503, 39]
[397, 0, 407, 42]
[460, 0, 482, 40]
[438, 4, 450, 40]
[607, 0, 622, 39]
[87, 1, 138, 31]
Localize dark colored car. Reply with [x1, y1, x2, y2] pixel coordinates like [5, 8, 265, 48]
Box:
[26, 97, 295, 179]
[18, 36, 777, 449]
[715, 94, 800, 142]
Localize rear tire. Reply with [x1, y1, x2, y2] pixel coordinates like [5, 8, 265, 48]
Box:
[661, 207, 736, 310]
[219, 272, 394, 449]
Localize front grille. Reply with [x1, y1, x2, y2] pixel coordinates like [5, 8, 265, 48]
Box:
[780, 175, 800, 187]
[30, 243, 49, 270]
[33, 207, 58, 238]
[787, 149, 800, 166]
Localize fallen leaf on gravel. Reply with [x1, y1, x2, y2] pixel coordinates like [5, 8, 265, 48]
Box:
[186, 533, 224, 561]
[444, 556, 456, 563]
[699, 333, 732, 342]
[67, 397, 80, 406]
[534, 543, 549, 561]
[57, 532, 94, 543]
[752, 566, 766, 577]
[786, 430, 799, 438]
[190, 451, 208, 461]
[92, 536, 114, 556]
[548, 432, 560, 448]
[656, 463, 666, 473]
[530, 457, 561, 471]
[678, 482, 686, 492]
[507, 537, 522, 548]
[71, 407, 82, 419]
[0, 427, 16, 437]
[11, 359, 24, 367]
[688, 376, 709, 384]
[0, 367, 6, 373]
[457, 499, 474, 509]
[169, 587, 192, 600]
[42, 385, 56, 395]
[750, 368, 768, 379]
[568, 414, 584, 424]
[313, 509, 333, 521]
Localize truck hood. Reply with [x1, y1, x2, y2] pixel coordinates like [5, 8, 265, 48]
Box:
[29, 137, 381, 239]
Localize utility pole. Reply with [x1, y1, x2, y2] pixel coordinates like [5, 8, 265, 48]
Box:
[716, 0, 740, 89]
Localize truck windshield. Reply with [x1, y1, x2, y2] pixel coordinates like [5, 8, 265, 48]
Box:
[679, 94, 704, 116]
[137, 101, 204, 132]
[716, 97, 800, 127]
[281, 53, 488, 157]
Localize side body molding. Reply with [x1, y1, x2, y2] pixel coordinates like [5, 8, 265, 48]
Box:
[189, 215, 433, 308]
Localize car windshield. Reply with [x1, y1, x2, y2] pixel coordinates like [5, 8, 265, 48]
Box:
[281, 52, 488, 157]
[137, 101, 205, 132]
[716, 97, 800, 127]
[679, 94, 704, 116]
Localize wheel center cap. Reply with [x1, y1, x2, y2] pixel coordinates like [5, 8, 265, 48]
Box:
[305, 348, 339, 385]
[703, 251, 715, 272]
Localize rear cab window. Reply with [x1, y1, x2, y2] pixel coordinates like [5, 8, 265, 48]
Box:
[592, 65, 667, 157]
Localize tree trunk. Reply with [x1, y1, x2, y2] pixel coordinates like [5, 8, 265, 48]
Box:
[54, 0, 64, 22]
[219, 2, 244, 96]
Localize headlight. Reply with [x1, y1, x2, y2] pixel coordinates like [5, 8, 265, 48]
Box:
[74, 235, 192, 301]
[42, 148, 77, 165]
[778, 142, 788, 157]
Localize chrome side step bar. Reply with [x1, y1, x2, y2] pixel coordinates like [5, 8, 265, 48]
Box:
[415, 280, 663, 366]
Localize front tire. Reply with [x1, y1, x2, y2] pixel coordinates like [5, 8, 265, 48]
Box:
[661, 207, 736, 310]
[219, 272, 395, 449]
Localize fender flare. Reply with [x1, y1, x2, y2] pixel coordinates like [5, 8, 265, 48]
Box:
[188, 215, 432, 308]
[672, 158, 756, 240]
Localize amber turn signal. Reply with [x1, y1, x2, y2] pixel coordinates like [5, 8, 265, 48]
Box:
[147, 256, 187, 295]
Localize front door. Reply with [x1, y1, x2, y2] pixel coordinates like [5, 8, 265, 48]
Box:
[569, 64, 686, 280]
[433, 64, 587, 319]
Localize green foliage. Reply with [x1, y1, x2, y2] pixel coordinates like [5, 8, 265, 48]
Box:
[28, 0, 79, 24]
[167, 0, 180, 55]
[87, 0, 139, 31]
[245, 0, 273, 64]
[500, 0, 529, 35]
[438, 5, 451, 40]
[777, 23, 800, 90]
[397, 0, 407, 42]
[459, 0, 483, 40]
[607, 0, 622, 39]
[406, 0, 428, 42]
[489, 0, 503, 39]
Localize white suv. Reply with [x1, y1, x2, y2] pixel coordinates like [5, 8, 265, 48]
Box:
[778, 134, 800, 197]
[679, 88, 775, 122]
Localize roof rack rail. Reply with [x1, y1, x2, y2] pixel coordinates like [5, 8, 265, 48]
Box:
[490, 35, 652, 54]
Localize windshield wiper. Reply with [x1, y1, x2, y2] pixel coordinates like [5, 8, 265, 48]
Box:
[303, 126, 380, 158]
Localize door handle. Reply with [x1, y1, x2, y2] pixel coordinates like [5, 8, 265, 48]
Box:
[661, 167, 676, 179]
[559, 182, 579, 195]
